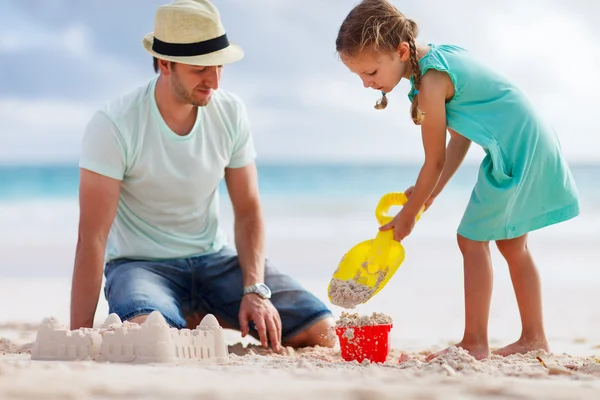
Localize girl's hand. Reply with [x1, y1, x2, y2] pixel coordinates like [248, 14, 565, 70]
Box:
[404, 185, 436, 211]
[379, 208, 416, 242]
[379, 185, 438, 241]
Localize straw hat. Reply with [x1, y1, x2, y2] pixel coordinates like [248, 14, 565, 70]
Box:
[142, 0, 244, 66]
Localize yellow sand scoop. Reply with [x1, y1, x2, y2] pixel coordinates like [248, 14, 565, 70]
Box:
[327, 192, 424, 307]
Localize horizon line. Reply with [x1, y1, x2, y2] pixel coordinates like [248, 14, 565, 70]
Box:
[0, 160, 599, 168]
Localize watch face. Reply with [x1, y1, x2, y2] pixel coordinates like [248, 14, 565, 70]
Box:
[257, 284, 271, 298]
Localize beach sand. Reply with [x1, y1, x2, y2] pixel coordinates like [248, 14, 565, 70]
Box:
[2, 323, 600, 399]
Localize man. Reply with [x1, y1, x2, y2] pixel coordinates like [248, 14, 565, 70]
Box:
[70, 0, 335, 352]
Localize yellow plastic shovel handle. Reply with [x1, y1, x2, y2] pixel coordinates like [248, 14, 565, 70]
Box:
[375, 192, 424, 226]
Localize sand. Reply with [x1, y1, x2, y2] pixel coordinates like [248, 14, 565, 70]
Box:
[329, 277, 377, 309]
[335, 311, 393, 327]
[2, 325, 600, 399]
[328, 268, 386, 309]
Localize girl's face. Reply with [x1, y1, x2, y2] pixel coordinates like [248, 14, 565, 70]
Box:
[340, 43, 411, 94]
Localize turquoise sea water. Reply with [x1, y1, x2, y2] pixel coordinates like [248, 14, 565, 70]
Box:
[1, 163, 598, 202]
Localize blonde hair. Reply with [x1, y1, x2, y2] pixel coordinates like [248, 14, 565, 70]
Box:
[336, 0, 424, 124]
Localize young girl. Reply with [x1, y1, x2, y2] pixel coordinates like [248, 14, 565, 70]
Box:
[335, 0, 580, 360]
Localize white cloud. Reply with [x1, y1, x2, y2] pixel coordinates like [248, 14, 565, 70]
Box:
[61, 24, 90, 58]
[0, 20, 92, 59]
[0, 98, 93, 162]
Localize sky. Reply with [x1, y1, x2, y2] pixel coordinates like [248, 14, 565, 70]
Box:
[1, 0, 598, 165]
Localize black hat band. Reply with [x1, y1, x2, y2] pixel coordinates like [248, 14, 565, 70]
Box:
[152, 33, 229, 57]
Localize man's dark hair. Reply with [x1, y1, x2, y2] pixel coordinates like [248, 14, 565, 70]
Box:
[153, 57, 174, 73]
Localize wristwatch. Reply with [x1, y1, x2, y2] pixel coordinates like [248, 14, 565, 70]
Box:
[243, 283, 272, 299]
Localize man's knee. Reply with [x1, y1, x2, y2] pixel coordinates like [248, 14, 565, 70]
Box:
[117, 308, 185, 328]
[283, 316, 336, 348]
[127, 314, 149, 325]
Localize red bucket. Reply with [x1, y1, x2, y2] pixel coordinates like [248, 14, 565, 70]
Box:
[335, 323, 392, 364]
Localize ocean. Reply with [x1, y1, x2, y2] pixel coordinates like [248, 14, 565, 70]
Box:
[2, 162, 599, 201]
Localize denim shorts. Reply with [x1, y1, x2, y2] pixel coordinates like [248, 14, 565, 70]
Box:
[103, 246, 332, 342]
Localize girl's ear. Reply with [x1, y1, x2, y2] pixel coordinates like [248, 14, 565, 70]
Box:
[397, 42, 411, 62]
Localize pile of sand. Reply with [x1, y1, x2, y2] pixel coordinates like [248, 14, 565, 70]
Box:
[328, 278, 375, 308]
[335, 311, 393, 327]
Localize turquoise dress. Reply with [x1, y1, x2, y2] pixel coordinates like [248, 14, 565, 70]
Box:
[408, 44, 580, 241]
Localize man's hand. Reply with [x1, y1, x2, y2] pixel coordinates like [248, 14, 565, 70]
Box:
[239, 294, 282, 351]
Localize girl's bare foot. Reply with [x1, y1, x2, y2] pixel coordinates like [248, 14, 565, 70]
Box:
[426, 341, 490, 362]
[492, 337, 549, 357]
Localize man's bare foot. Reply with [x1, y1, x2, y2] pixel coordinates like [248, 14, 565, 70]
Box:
[492, 338, 549, 357]
[426, 341, 490, 362]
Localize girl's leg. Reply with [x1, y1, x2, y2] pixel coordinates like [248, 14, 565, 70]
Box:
[493, 234, 549, 356]
[427, 234, 492, 361]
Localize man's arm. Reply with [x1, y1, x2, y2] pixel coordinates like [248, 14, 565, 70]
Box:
[224, 162, 265, 286]
[70, 169, 121, 329]
[224, 162, 281, 351]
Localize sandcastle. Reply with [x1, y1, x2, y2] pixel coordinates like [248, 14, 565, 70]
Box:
[31, 311, 228, 365]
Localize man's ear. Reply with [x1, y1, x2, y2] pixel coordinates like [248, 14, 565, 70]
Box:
[158, 59, 174, 75]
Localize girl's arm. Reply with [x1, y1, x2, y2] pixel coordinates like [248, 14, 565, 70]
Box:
[401, 70, 452, 218]
[429, 129, 471, 201]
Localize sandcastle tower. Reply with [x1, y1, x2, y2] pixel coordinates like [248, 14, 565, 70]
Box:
[31, 312, 229, 364]
[31, 317, 103, 361]
[196, 314, 228, 364]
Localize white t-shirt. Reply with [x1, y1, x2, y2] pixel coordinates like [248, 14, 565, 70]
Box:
[79, 76, 256, 262]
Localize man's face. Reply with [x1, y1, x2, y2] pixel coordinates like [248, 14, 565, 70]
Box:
[169, 63, 223, 107]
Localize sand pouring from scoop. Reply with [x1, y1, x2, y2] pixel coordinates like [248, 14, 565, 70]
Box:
[327, 192, 424, 308]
